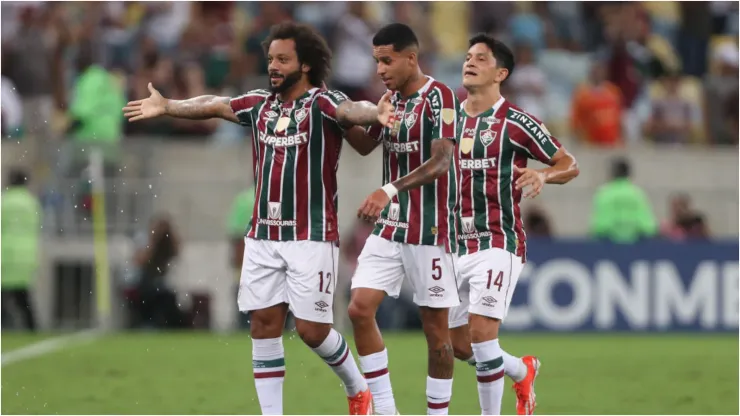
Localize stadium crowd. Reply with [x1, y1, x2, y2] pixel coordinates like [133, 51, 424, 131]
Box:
[2, 1, 738, 146]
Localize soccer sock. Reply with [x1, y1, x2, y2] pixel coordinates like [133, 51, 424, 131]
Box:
[252, 337, 285, 415]
[501, 349, 526, 382]
[359, 349, 397, 415]
[426, 376, 453, 415]
[312, 329, 368, 397]
[473, 339, 505, 415]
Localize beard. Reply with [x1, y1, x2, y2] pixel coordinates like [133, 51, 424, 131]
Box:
[269, 69, 303, 94]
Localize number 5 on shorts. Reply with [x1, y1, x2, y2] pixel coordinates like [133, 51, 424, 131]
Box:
[487, 270, 503, 291]
[318, 271, 332, 294]
[432, 258, 442, 280]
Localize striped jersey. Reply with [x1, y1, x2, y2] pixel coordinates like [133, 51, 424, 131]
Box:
[230, 87, 348, 242]
[365, 77, 460, 252]
[454, 97, 562, 259]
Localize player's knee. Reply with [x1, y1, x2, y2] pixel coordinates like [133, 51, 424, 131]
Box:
[249, 310, 285, 339]
[468, 314, 500, 343]
[294, 319, 331, 348]
[347, 292, 381, 324]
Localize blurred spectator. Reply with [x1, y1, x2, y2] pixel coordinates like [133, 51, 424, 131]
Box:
[677, 2, 711, 77]
[1, 168, 41, 331]
[131, 214, 185, 329]
[523, 206, 552, 238]
[705, 42, 739, 145]
[143, 2, 191, 53]
[508, 43, 547, 120]
[330, 2, 376, 101]
[242, 2, 290, 80]
[169, 63, 219, 137]
[660, 194, 710, 241]
[508, 2, 546, 53]
[643, 70, 703, 144]
[393, 2, 438, 74]
[227, 186, 256, 330]
[570, 60, 623, 146]
[1, 76, 24, 138]
[590, 158, 657, 244]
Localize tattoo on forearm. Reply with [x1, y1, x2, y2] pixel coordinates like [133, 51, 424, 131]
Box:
[428, 343, 455, 379]
[165, 96, 230, 120]
[394, 139, 454, 192]
[339, 101, 379, 126]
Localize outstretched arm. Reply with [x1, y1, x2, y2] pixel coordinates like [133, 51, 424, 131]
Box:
[357, 138, 455, 222]
[123, 83, 238, 123]
[334, 91, 395, 128]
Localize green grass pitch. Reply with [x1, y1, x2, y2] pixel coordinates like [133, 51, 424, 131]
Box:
[1, 332, 737, 414]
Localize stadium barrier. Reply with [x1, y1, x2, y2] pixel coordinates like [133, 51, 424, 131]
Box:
[503, 239, 739, 332]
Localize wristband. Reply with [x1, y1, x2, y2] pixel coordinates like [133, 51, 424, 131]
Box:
[381, 183, 399, 199]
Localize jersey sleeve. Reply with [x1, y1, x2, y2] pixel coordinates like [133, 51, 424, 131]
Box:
[427, 84, 460, 142]
[315, 90, 350, 129]
[364, 123, 385, 142]
[229, 89, 270, 126]
[505, 108, 562, 164]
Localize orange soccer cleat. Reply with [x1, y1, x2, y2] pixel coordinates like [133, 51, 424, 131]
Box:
[512, 356, 541, 415]
[347, 389, 374, 415]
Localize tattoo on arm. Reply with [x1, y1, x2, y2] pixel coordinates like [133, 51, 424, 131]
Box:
[165, 96, 236, 122]
[337, 101, 379, 127]
[428, 343, 455, 379]
[392, 139, 454, 192]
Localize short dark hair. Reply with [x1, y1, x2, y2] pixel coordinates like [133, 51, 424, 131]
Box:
[262, 22, 332, 87]
[8, 167, 28, 187]
[468, 33, 515, 81]
[372, 23, 419, 51]
[611, 158, 631, 179]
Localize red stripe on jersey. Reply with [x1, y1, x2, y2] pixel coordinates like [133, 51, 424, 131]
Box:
[267, 147, 285, 241]
[513, 152, 527, 259]
[321, 117, 341, 241]
[248, 113, 270, 240]
[459, 116, 479, 254]
[295, 117, 311, 240]
[405, 107, 424, 243]
[431, 81, 457, 139]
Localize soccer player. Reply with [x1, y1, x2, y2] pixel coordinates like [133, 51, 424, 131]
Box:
[448, 34, 579, 415]
[123, 22, 394, 415]
[350, 24, 461, 415]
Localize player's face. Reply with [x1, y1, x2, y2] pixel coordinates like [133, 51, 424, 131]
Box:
[462, 43, 509, 89]
[267, 39, 306, 93]
[373, 45, 415, 91]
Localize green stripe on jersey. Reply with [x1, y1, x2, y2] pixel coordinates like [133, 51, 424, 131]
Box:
[309, 104, 325, 241]
[499, 131, 516, 252]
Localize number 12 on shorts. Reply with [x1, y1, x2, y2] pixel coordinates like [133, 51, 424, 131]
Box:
[318, 271, 332, 294]
[486, 270, 503, 291]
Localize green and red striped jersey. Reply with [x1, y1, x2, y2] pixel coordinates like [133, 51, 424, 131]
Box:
[454, 97, 562, 259]
[365, 77, 460, 253]
[230, 87, 349, 242]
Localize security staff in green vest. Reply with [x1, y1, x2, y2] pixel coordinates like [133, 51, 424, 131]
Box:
[590, 158, 657, 243]
[1, 168, 41, 331]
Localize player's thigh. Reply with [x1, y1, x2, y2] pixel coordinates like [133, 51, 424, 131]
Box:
[463, 248, 523, 321]
[237, 238, 287, 312]
[350, 234, 405, 298]
[281, 240, 339, 324]
[448, 270, 470, 329]
[401, 244, 460, 309]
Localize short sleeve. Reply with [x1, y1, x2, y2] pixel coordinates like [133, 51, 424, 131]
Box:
[365, 123, 385, 142]
[315, 90, 350, 127]
[427, 84, 459, 141]
[506, 108, 562, 164]
[229, 89, 270, 126]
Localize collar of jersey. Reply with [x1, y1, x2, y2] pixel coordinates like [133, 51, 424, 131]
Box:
[392, 76, 435, 102]
[461, 95, 506, 119]
[271, 87, 320, 105]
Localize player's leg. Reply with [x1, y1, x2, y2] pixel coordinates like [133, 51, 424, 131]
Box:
[464, 248, 526, 415]
[451, 323, 530, 379]
[238, 238, 290, 415]
[348, 234, 406, 415]
[402, 246, 460, 415]
[284, 240, 372, 415]
[449, 277, 476, 366]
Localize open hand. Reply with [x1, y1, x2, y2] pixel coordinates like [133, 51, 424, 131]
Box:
[514, 165, 546, 199]
[357, 188, 391, 223]
[376, 90, 395, 129]
[123, 83, 168, 122]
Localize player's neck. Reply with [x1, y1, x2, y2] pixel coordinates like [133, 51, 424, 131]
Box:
[398, 69, 427, 98]
[277, 82, 312, 103]
[465, 85, 502, 116]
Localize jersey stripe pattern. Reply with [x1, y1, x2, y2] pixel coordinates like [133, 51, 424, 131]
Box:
[454, 97, 561, 260]
[230, 88, 347, 242]
[366, 78, 460, 253]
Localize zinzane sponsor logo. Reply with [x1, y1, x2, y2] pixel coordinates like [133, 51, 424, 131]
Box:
[258, 131, 309, 147]
[508, 111, 551, 145]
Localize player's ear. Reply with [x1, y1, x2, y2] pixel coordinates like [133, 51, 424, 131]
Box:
[301, 63, 311, 74]
[495, 67, 509, 83]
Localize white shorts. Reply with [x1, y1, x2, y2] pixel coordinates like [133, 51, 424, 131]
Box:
[237, 237, 338, 324]
[351, 234, 460, 308]
[449, 247, 524, 328]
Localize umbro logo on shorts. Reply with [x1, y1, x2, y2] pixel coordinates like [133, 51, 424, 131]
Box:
[482, 296, 497, 307]
[314, 301, 329, 312]
[428, 286, 445, 297]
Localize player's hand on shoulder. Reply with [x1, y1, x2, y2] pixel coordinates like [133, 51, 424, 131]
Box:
[514, 165, 546, 199]
[123, 82, 167, 122]
[357, 188, 391, 223]
[377, 90, 395, 129]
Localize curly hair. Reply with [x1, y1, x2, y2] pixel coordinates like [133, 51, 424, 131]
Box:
[262, 22, 332, 87]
